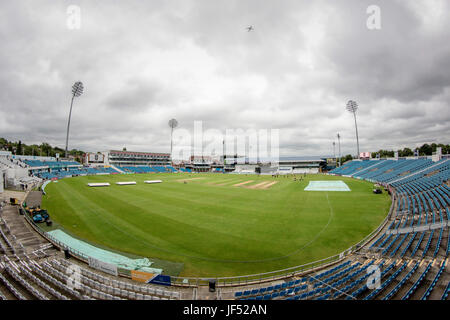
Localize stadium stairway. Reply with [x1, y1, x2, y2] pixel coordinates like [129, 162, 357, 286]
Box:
[110, 165, 125, 174]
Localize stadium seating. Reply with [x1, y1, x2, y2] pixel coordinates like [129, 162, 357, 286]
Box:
[31, 166, 121, 180]
[24, 159, 81, 168]
[115, 165, 178, 174]
[327, 157, 450, 300]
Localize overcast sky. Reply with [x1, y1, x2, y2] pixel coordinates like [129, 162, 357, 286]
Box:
[0, 0, 449, 157]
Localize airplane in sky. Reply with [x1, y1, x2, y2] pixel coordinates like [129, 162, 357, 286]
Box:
[246, 25, 254, 32]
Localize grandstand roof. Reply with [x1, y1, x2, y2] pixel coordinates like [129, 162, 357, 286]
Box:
[279, 156, 330, 162]
[109, 150, 170, 157]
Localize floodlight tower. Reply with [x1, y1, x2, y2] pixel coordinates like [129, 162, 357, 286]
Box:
[65, 81, 84, 158]
[168, 119, 178, 165]
[332, 141, 336, 160]
[222, 138, 225, 174]
[346, 100, 360, 159]
[337, 133, 341, 167]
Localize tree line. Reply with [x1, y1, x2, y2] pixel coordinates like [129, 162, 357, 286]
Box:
[337, 142, 449, 165]
[0, 137, 84, 163]
[370, 143, 450, 158]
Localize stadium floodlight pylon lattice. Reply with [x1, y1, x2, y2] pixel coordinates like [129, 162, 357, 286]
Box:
[346, 100, 360, 159]
[333, 141, 336, 159]
[168, 118, 178, 164]
[337, 133, 341, 167]
[65, 81, 84, 158]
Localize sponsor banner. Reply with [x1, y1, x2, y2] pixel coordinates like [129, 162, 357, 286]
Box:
[149, 274, 171, 286]
[88, 257, 118, 276]
[131, 270, 156, 283]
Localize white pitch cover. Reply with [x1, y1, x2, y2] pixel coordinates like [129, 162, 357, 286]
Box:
[116, 181, 137, 185]
[87, 183, 110, 187]
[144, 180, 162, 184]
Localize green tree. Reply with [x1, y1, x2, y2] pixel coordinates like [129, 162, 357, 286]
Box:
[17, 140, 23, 155]
[40, 143, 52, 156]
[398, 148, 413, 157]
[0, 137, 7, 148]
[418, 143, 432, 156]
[340, 154, 353, 164]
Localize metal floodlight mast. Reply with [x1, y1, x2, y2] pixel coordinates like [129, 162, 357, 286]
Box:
[168, 119, 178, 165]
[65, 81, 84, 158]
[337, 133, 341, 167]
[346, 100, 360, 159]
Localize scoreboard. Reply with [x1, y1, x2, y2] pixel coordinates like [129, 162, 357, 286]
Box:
[86, 153, 105, 163]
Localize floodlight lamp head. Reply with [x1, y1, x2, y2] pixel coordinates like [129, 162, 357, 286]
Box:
[168, 118, 178, 129]
[72, 82, 84, 97]
[346, 100, 358, 113]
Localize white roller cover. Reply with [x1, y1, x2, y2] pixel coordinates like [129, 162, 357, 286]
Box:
[144, 180, 162, 184]
[87, 183, 110, 187]
[116, 181, 137, 185]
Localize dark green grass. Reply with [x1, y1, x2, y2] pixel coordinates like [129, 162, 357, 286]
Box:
[41, 173, 390, 277]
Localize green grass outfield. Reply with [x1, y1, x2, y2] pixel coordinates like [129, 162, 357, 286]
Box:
[41, 173, 391, 277]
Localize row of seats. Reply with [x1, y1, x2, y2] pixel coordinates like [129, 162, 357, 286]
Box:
[235, 278, 307, 299]
[18, 264, 69, 300]
[116, 165, 178, 174]
[0, 272, 26, 300]
[333, 260, 380, 299]
[363, 261, 408, 300]
[4, 265, 48, 300]
[330, 160, 379, 176]
[353, 159, 432, 183]
[0, 156, 28, 169]
[421, 260, 446, 300]
[330, 158, 436, 182]
[55, 259, 179, 299]
[32, 261, 93, 300]
[235, 260, 354, 300]
[364, 159, 449, 262]
[33, 166, 120, 180]
[401, 262, 433, 300]
[24, 160, 81, 168]
[382, 261, 420, 300]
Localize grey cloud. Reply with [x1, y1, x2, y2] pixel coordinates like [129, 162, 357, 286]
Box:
[0, 0, 449, 157]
